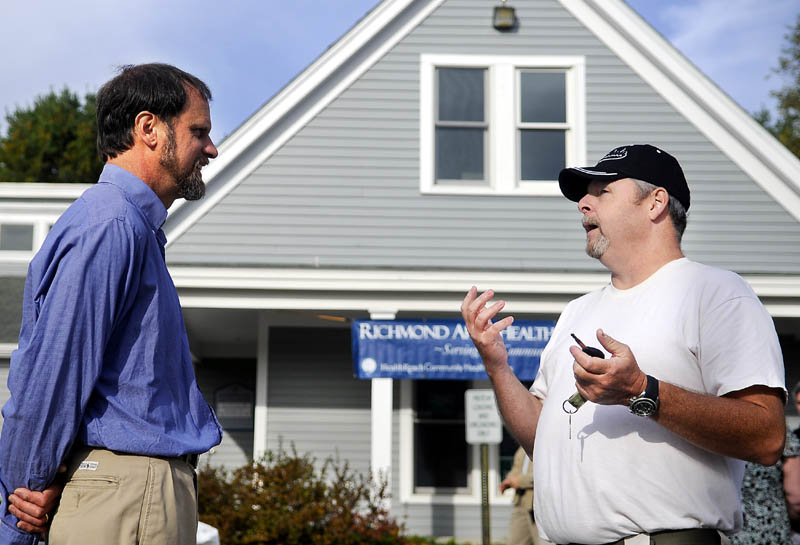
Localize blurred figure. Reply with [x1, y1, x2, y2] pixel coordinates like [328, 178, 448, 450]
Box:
[730, 428, 800, 545]
[500, 446, 540, 545]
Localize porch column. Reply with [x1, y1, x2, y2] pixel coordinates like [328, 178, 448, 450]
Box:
[253, 311, 269, 460]
[369, 310, 396, 502]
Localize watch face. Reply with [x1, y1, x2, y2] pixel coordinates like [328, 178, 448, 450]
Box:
[630, 398, 658, 417]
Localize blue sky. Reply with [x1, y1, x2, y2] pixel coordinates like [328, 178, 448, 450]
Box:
[1, 0, 797, 145]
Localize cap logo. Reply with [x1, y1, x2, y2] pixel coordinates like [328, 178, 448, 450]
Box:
[598, 147, 628, 163]
[572, 167, 619, 176]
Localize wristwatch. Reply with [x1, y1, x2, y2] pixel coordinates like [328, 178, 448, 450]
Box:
[628, 374, 659, 417]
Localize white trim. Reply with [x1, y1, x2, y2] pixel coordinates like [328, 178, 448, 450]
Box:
[167, 265, 800, 299]
[169, 266, 800, 318]
[169, 266, 611, 295]
[164, 0, 447, 247]
[0, 183, 90, 199]
[0, 214, 59, 261]
[419, 54, 586, 196]
[0, 344, 17, 358]
[369, 310, 395, 507]
[370, 377, 393, 505]
[399, 379, 414, 503]
[559, 0, 800, 221]
[253, 312, 269, 460]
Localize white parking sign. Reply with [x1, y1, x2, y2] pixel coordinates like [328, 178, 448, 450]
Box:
[465, 389, 503, 444]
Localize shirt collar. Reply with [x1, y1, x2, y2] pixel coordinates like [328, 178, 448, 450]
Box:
[98, 164, 169, 230]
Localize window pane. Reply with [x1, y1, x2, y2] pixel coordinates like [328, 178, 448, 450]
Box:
[415, 422, 469, 488]
[520, 72, 566, 123]
[0, 224, 34, 251]
[520, 130, 565, 180]
[436, 127, 484, 181]
[416, 380, 468, 419]
[414, 380, 470, 490]
[438, 68, 484, 122]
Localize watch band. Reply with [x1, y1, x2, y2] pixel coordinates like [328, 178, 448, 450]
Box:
[628, 374, 659, 417]
[643, 374, 659, 400]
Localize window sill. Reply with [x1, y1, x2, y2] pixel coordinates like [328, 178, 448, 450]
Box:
[400, 492, 515, 505]
[421, 181, 564, 197]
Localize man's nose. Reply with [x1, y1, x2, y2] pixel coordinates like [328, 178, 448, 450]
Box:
[205, 139, 218, 159]
[577, 194, 594, 213]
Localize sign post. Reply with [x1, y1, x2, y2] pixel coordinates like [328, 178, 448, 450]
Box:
[465, 389, 503, 545]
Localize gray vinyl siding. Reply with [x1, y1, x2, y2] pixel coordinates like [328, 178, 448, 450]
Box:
[265, 327, 372, 477]
[167, 0, 800, 274]
[195, 358, 256, 470]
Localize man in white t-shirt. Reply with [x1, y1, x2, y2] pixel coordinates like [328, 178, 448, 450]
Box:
[461, 144, 786, 545]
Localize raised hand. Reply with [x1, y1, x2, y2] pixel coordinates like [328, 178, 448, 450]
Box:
[461, 286, 514, 376]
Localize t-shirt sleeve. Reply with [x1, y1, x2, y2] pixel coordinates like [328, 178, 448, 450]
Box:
[698, 293, 785, 399]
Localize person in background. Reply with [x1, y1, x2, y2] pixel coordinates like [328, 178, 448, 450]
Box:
[500, 445, 540, 545]
[730, 428, 800, 544]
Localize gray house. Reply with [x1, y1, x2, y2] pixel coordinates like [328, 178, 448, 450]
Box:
[3, 0, 800, 541]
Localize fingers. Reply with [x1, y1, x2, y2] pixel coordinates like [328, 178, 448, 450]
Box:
[596, 328, 626, 356]
[11, 487, 55, 510]
[8, 500, 47, 533]
[14, 519, 45, 537]
[570, 345, 604, 375]
[461, 286, 478, 317]
[461, 287, 512, 332]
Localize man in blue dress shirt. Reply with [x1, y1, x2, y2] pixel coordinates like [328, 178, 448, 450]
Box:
[0, 63, 222, 545]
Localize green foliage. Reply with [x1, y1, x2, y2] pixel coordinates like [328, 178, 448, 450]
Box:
[0, 88, 102, 183]
[756, 13, 800, 158]
[198, 446, 443, 545]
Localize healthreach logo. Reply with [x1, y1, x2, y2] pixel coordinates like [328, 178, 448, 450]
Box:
[360, 357, 377, 375]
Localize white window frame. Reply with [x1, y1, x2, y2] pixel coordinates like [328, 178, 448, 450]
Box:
[398, 379, 513, 505]
[0, 215, 57, 263]
[420, 54, 586, 196]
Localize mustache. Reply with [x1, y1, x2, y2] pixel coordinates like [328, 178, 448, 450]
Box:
[582, 217, 599, 229]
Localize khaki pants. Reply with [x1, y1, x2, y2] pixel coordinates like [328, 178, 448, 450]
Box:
[509, 505, 542, 545]
[49, 447, 197, 545]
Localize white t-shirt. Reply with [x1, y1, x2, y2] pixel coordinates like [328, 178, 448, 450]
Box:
[530, 258, 785, 544]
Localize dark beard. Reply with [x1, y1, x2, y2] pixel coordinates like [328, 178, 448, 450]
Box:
[159, 125, 206, 201]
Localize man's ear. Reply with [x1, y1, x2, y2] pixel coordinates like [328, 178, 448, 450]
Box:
[648, 187, 670, 220]
[133, 111, 160, 150]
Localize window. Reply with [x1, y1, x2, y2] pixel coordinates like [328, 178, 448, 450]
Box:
[400, 379, 514, 504]
[0, 224, 34, 251]
[420, 54, 585, 196]
[413, 380, 470, 493]
[435, 68, 487, 183]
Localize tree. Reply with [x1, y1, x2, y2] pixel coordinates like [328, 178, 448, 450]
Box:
[0, 88, 102, 183]
[756, 14, 800, 158]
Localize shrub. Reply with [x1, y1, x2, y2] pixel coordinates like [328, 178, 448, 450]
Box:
[198, 446, 416, 545]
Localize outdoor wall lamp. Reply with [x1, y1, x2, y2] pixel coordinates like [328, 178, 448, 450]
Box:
[493, 0, 516, 30]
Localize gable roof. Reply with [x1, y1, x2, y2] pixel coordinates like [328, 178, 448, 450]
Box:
[163, 0, 800, 246]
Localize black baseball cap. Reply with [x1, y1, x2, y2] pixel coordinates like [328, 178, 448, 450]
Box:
[558, 144, 690, 211]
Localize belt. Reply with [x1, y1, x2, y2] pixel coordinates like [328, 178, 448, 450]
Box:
[567, 528, 721, 545]
[173, 453, 199, 469]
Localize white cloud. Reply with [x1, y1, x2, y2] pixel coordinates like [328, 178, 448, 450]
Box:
[657, 0, 798, 113]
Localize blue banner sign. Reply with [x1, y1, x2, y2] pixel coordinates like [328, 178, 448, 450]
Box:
[352, 319, 554, 380]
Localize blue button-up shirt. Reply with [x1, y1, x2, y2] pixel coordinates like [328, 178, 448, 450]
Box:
[0, 165, 222, 544]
